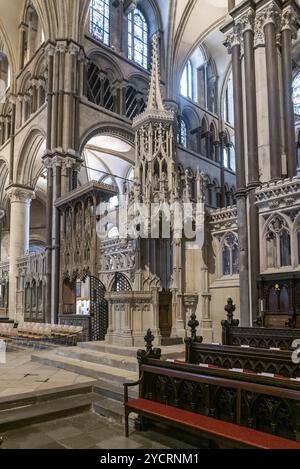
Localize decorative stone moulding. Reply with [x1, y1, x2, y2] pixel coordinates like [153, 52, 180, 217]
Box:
[255, 177, 300, 213]
[209, 207, 238, 233]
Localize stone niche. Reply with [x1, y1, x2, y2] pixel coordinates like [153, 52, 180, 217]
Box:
[105, 289, 162, 347]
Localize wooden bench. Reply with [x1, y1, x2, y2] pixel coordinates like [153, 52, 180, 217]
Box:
[186, 342, 300, 379]
[124, 329, 300, 449]
[125, 399, 300, 449]
[185, 313, 300, 378]
[221, 298, 300, 350]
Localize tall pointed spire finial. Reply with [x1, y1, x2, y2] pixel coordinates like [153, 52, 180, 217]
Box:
[146, 34, 165, 112]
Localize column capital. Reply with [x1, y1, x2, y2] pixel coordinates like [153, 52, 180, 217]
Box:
[44, 43, 56, 58]
[56, 41, 68, 54]
[6, 185, 35, 204]
[224, 26, 242, 54]
[68, 43, 80, 56]
[43, 154, 82, 172]
[238, 7, 255, 33]
[256, 2, 282, 30]
[281, 6, 299, 38]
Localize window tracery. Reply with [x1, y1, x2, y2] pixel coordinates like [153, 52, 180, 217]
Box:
[222, 233, 239, 276]
[90, 0, 110, 46]
[128, 9, 148, 69]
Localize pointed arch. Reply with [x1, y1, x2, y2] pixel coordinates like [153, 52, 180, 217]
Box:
[15, 127, 46, 187]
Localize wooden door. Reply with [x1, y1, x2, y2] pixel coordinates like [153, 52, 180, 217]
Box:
[159, 292, 172, 337]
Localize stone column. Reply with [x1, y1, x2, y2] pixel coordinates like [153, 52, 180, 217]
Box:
[7, 186, 35, 321]
[242, 9, 259, 185]
[44, 160, 53, 324]
[224, 25, 250, 325]
[260, 3, 282, 179]
[171, 239, 185, 338]
[51, 159, 61, 323]
[281, 5, 298, 177]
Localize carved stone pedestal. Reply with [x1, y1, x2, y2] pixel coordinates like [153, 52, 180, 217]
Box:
[105, 290, 162, 347]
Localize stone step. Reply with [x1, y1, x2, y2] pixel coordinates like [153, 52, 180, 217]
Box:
[161, 337, 184, 346]
[93, 379, 138, 402]
[92, 395, 138, 428]
[53, 347, 139, 373]
[0, 393, 92, 432]
[0, 383, 94, 412]
[78, 341, 185, 360]
[92, 395, 129, 425]
[31, 352, 138, 384]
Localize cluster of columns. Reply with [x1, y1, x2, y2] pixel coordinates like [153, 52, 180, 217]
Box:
[222, 0, 300, 324]
[15, 79, 46, 129]
[43, 40, 84, 324]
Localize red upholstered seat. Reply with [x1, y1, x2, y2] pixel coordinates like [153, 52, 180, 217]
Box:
[125, 399, 300, 449]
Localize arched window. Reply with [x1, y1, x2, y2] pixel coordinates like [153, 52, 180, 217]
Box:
[224, 71, 234, 124]
[0, 52, 9, 96]
[293, 71, 300, 116]
[230, 141, 236, 172]
[222, 233, 239, 276]
[266, 217, 291, 268]
[21, 3, 43, 68]
[125, 86, 146, 119]
[90, 0, 110, 45]
[200, 118, 208, 157]
[86, 63, 114, 111]
[179, 118, 188, 148]
[180, 60, 193, 99]
[128, 9, 149, 69]
[209, 124, 216, 161]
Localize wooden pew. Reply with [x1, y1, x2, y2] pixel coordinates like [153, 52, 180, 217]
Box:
[221, 298, 300, 350]
[185, 342, 300, 379]
[124, 330, 300, 449]
[185, 313, 300, 378]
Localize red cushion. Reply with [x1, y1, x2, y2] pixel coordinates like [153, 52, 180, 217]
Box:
[125, 399, 300, 449]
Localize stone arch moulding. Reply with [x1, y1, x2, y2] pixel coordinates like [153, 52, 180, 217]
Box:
[87, 49, 123, 82]
[79, 123, 135, 154]
[15, 127, 46, 187]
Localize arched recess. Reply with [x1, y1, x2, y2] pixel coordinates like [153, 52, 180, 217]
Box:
[87, 50, 123, 82]
[20, 1, 44, 68]
[181, 106, 200, 152]
[0, 158, 9, 208]
[262, 213, 293, 271]
[125, 73, 148, 119]
[0, 20, 17, 84]
[110, 272, 132, 293]
[80, 128, 135, 196]
[79, 123, 135, 153]
[15, 127, 46, 186]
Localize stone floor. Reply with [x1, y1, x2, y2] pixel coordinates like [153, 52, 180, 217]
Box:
[0, 412, 201, 449]
[0, 349, 94, 398]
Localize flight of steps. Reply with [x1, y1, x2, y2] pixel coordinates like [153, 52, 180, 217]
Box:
[0, 383, 94, 432]
[0, 381, 138, 433]
[30, 341, 184, 426]
[31, 341, 185, 385]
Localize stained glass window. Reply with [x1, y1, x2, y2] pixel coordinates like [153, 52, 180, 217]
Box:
[224, 72, 234, 124]
[180, 60, 193, 99]
[293, 72, 300, 116]
[128, 9, 148, 69]
[180, 118, 188, 147]
[90, 0, 110, 45]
